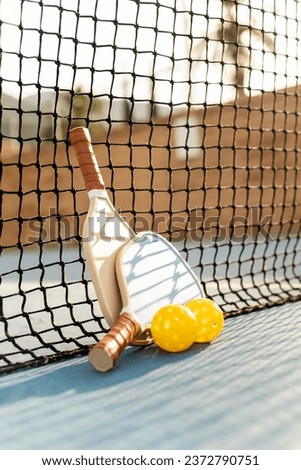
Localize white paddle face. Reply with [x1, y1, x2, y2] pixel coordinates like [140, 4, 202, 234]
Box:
[116, 232, 204, 325]
[89, 231, 204, 372]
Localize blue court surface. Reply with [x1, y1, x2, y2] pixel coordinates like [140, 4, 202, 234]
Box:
[1, 297, 301, 450]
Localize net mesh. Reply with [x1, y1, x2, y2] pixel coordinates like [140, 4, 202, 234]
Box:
[1, 0, 301, 374]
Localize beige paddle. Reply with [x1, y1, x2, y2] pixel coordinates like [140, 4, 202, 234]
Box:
[69, 127, 153, 346]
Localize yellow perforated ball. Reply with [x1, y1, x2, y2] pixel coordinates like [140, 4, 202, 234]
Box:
[185, 298, 224, 343]
[151, 304, 197, 352]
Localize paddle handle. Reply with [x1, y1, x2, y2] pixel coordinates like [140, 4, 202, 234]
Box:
[69, 127, 105, 191]
[88, 312, 143, 372]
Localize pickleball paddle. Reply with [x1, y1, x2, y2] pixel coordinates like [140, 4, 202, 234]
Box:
[89, 231, 204, 371]
[69, 127, 153, 346]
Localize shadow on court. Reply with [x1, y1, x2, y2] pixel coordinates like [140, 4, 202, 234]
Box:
[0, 342, 210, 405]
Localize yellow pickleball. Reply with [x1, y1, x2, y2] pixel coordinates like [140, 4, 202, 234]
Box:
[185, 298, 224, 343]
[151, 304, 197, 352]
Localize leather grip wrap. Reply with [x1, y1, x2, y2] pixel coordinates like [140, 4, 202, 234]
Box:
[88, 312, 142, 372]
[69, 127, 105, 191]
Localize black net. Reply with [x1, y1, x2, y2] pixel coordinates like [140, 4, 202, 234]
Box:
[1, 0, 301, 374]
